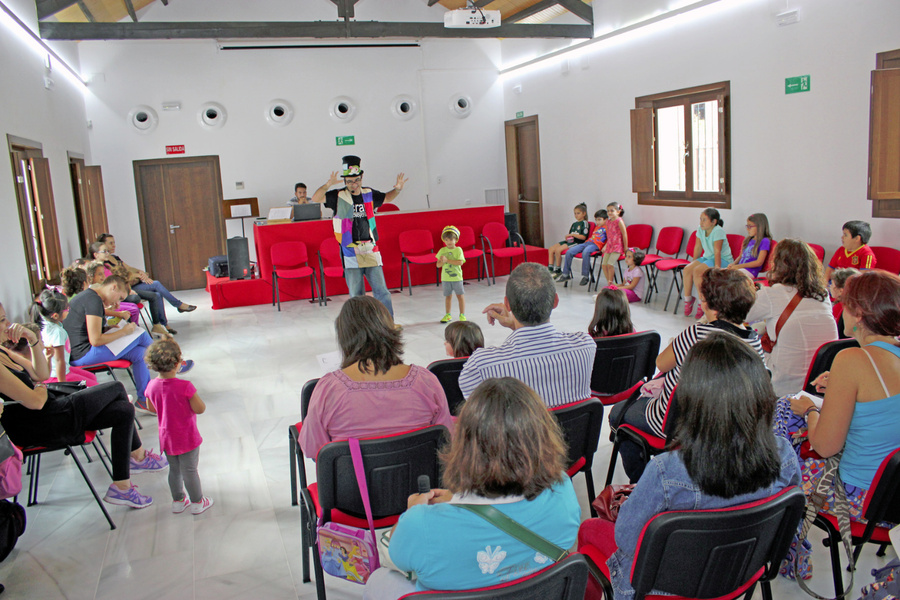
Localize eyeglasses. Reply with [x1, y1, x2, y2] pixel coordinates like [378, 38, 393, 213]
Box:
[98, 250, 110, 254]
[344, 177, 361, 184]
[745, 224, 757, 230]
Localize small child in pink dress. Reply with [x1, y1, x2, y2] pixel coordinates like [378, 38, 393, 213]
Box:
[144, 339, 213, 515]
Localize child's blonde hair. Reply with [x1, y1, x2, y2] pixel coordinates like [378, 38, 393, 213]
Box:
[145, 338, 182, 373]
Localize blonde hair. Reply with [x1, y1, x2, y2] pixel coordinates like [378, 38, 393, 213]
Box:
[145, 338, 182, 373]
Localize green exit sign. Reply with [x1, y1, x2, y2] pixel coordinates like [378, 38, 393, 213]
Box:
[516, 111, 524, 118]
[785, 75, 811, 94]
[336, 135, 355, 146]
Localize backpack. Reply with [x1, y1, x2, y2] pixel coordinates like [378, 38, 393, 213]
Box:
[0, 500, 26, 562]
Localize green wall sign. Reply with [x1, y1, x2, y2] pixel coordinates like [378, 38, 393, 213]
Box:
[785, 75, 811, 94]
[516, 111, 524, 118]
[336, 135, 355, 146]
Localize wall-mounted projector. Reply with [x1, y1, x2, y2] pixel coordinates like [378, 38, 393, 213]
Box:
[444, 8, 501, 28]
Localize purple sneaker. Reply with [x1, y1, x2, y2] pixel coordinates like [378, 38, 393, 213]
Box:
[104, 483, 153, 508]
[131, 449, 168, 473]
[177, 359, 194, 375]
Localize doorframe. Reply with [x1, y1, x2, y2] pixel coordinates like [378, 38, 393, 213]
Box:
[504, 115, 543, 247]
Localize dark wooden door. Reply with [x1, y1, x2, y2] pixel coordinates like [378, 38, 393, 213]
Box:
[29, 158, 64, 284]
[134, 156, 225, 291]
[505, 116, 544, 247]
[70, 160, 110, 251]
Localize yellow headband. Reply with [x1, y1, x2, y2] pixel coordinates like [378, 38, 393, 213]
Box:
[442, 225, 460, 238]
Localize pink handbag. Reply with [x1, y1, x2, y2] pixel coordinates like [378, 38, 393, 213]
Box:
[0, 429, 23, 501]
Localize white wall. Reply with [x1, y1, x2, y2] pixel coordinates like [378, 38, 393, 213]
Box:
[502, 0, 900, 260]
[0, 0, 88, 319]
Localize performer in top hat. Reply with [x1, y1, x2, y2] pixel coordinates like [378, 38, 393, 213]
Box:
[312, 156, 407, 316]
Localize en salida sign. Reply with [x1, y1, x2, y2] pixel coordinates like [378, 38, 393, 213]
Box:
[785, 75, 811, 95]
[166, 145, 185, 155]
[336, 136, 355, 146]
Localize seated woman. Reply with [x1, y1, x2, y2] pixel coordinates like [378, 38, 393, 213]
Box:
[364, 377, 581, 598]
[609, 268, 763, 482]
[299, 295, 453, 458]
[0, 299, 166, 508]
[83, 254, 139, 326]
[776, 270, 900, 577]
[829, 267, 859, 340]
[62, 275, 156, 413]
[95, 233, 195, 336]
[579, 333, 801, 599]
[747, 238, 838, 396]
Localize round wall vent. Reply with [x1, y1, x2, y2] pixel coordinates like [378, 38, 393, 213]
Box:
[329, 96, 357, 122]
[266, 99, 294, 127]
[198, 102, 227, 129]
[390, 95, 418, 121]
[127, 105, 158, 133]
[449, 94, 473, 119]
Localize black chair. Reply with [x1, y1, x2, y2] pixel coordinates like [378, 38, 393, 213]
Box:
[584, 486, 805, 600]
[551, 399, 604, 517]
[289, 378, 320, 507]
[801, 338, 859, 396]
[302, 426, 449, 600]
[427, 357, 468, 415]
[605, 387, 678, 486]
[814, 448, 900, 597]
[590, 331, 661, 406]
[398, 553, 589, 599]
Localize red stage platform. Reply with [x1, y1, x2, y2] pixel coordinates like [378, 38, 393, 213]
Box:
[206, 205, 548, 310]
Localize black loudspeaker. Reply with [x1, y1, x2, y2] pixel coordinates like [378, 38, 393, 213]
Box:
[227, 237, 251, 280]
[504, 212, 519, 239]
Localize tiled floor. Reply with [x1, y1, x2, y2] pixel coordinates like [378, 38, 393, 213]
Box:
[1, 270, 892, 599]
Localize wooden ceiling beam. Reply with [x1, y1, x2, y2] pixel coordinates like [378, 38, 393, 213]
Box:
[160, 0, 168, 5]
[509, 0, 557, 23]
[124, 0, 138, 22]
[557, 0, 593, 24]
[38, 19, 593, 40]
[35, 0, 79, 20]
[76, 0, 94, 22]
[329, 0, 359, 20]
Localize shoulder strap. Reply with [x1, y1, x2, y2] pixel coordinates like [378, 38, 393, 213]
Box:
[456, 504, 569, 562]
[774, 292, 803, 340]
[861, 348, 891, 399]
[348, 439, 377, 541]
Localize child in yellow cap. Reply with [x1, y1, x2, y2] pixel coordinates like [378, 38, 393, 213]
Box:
[436, 225, 466, 323]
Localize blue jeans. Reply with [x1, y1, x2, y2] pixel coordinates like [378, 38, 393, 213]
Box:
[563, 242, 600, 276]
[71, 331, 154, 400]
[344, 266, 393, 317]
[133, 281, 182, 326]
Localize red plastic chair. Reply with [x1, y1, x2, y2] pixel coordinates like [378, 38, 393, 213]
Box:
[399, 230, 438, 295]
[808, 242, 825, 263]
[641, 227, 684, 303]
[481, 222, 526, 284]
[317, 238, 344, 306]
[271, 241, 318, 310]
[376, 202, 400, 213]
[655, 230, 699, 313]
[872, 245, 900, 274]
[726, 233, 745, 265]
[616, 224, 654, 282]
[457, 225, 489, 285]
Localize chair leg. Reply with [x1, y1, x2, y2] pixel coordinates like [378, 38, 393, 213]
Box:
[320, 275, 327, 306]
[92, 438, 114, 478]
[585, 470, 597, 518]
[399, 258, 405, 292]
[301, 499, 311, 583]
[27, 454, 40, 506]
[81, 446, 93, 463]
[289, 429, 298, 507]
[67, 445, 116, 530]
[274, 274, 281, 311]
[490, 254, 496, 285]
[605, 438, 621, 487]
[406, 261, 413, 296]
[876, 543, 889, 557]
[671, 271, 685, 314]
[482, 254, 490, 286]
[823, 526, 844, 597]
[312, 531, 327, 600]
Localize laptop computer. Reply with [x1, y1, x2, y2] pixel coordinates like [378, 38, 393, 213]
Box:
[292, 203, 322, 222]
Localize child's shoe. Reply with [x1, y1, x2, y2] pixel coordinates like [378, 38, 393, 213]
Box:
[459, 314, 467, 321]
[172, 495, 191, 514]
[440, 313, 452, 323]
[104, 483, 152, 508]
[191, 496, 214, 515]
[177, 359, 194, 374]
[682, 297, 696, 317]
[695, 303, 704, 319]
[547, 265, 555, 273]
[131, 448, 168, 473]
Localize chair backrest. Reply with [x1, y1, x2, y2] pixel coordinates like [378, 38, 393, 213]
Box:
[726, 234, 744, 263]
[685, 230, 700, 259]
[457, 225, 477, 249]
[551, 399, 605, 473]
[399, 553, 589, 599]
[300, 377, 320, 420]
[426, 357, 468, 415]
[654, 227, 684, 257]
[630, 486, 806, 600]
[315, 425, 449, 521]
[271, 241, 308, 268]
[871, 245, 900, 275]
[399, 230, 435, 255]
[586, 220, 597, 240]
[801, 339, 859, 395]
[627, 224, 653, 251]
[807, 242, 825, 263]
[377, 203, 400, 213]
[590, 331, 661, 396]
[761, 239, 778, 273]
[862, 448, 900, 525]
[482, 222, 512, 248]
[318, 237, 343, 270]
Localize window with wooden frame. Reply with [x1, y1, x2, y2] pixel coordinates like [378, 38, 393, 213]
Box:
[868, 48, 900, 219]
[631, 81, 730, 208]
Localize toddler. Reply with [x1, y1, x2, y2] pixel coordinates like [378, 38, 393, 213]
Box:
[682, 207, 733, 318]
[588, 288, 635, 338]
[825, 220, 876, 283]
[728, 213, 773, 279]
[557, 209, 607, 285]
[600, 203, 628, 285]
[436, 225, 467, 323]
[617, 249, 645, 303]
[29, 289, 98, 386]
[144, 339, 213, 515]
[443, 321, 484, 358]
[548, 203, 589, 275]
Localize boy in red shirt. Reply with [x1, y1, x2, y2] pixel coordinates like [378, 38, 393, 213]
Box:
[825, 220, 876, 283]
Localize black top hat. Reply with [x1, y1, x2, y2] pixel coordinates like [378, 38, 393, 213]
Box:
[341, 155, 363, 177]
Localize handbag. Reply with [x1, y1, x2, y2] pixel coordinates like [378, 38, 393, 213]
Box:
[760, 292, 802, 353]
[0, 499, 26, 562]
[591, 484, 635, 522]
[46, 380, 87, 395]
[456, 503, 569, 563]
[315, 438, 380, 585]
[0, 426, 23, 501]
[859, 557, 900, 600]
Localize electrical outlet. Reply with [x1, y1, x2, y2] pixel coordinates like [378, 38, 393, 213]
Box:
[436, 175, 443, 184]
[235, 181, 245, 190]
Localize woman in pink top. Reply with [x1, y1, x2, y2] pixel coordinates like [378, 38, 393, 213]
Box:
[144, 339, 214, 515]
[299, 296, 453, 459]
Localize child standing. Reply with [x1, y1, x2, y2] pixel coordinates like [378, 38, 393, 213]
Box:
[557, 209, 607, 285]
[29, 289, 98, 386]
[144, 339, 213, 515]
[443, 321, 485, 358]
[436, 225, 467, 323]
[547, 203, 589, 276]
[617, 249, 646, 303]
[682, 207, 733, 318]
[824, 220, 877, 283]
[600, 203, 628, 285]
[587, 288, 635, 337]
[728, 213, 773, 278]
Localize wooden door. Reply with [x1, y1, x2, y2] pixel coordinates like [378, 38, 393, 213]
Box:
[869, 48, 900, 218]
[134, 156, 226, 291]
[70, 159, 110, 251]
[29, 158, 64, 283]
[505, 115, 544, 247]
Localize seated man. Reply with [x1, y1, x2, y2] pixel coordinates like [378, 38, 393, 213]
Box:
[458, 262, 596, 408]
[287, 182, 308, 206]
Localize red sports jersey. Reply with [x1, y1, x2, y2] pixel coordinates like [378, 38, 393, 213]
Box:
[829, 245, 876, 271]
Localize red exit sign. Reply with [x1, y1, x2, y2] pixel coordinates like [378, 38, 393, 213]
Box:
[166, 145, 185, 155]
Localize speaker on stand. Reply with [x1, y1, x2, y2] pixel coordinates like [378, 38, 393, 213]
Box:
[227, 237, 251, 280]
